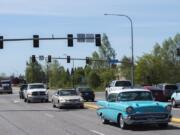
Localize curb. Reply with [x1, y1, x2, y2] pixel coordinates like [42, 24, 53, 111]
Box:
[84, 102, 99, 110]
[84, 102, 180, 124]
[171, 118, 180, 123]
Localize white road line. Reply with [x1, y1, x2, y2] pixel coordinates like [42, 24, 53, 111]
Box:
[90, 130, 105, 135]
[13, 100, 20, 103]
[44, 113, 54, 118]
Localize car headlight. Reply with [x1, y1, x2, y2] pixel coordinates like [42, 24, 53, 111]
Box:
[126, 106, 134, 114]
[60, 99, 66, 102]
[45, 91, 49, 95]
[166, 105, 172, 112]
[27, 92, 32, 96]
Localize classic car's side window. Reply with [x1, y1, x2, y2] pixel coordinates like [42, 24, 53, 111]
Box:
[107, 93, 118, 102]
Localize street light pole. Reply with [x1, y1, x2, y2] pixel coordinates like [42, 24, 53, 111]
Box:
[104, 13, 134, 87]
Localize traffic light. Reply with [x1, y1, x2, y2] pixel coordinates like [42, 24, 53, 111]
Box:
[67, 56, 70, 63]
[32, 55, 36, 63]
[48, 55, 51, 63]
[33, 35, 39, 48]
[95, 34, 101, 46]
[86, 57, 90, 64]
[0, 36, 3, 49]
[177, 48, 180, 56]
[67, 34, 73, 47]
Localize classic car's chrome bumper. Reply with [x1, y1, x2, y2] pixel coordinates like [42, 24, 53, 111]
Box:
[124, 113, 172, 125]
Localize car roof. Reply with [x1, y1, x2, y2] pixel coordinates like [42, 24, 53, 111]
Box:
[28, 83, 44, 85]
[58, 88, 76, 91]
[144, 86, 163, 91]
[1, 80, 11, 82]
[116, 89, 150, 93]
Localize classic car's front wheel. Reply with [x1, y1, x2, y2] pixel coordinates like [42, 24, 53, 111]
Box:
[102, 118, 109, 124]
[118, 115, 128, 129]
[101, 115, 109, 124]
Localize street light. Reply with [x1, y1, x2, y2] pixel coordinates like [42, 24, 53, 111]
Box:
[104, 13, 134, 87]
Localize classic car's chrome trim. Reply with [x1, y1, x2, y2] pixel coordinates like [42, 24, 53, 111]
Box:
[124, 113, 172, 125]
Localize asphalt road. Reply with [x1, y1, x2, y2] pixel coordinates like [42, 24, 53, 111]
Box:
[0, 89, 180, 135]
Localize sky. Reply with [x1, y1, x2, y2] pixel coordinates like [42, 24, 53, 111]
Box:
[0, 0, 180, 76]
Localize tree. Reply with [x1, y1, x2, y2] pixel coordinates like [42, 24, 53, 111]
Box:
[25, 59, 45, 83]
[135, 33, 180, 84]
[88, 71, 101, 89]
[119, 56, 132, 80]
[91, 33, 116, 69]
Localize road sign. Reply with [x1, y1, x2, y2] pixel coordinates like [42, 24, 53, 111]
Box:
[39, 55, 44, 61]
[77, 34, 85, 42]
[86, 34, 94, 42]
[108, 59, 119, 64]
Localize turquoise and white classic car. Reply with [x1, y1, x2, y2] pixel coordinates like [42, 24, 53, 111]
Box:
[96, 89, 172, 129]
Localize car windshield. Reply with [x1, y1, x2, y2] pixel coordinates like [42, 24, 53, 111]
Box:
[29, 84, 45, 89]
[118, 91, 153, 101]
[115, 81, 131, 87]
[78, 88, 92, 92]
[20, 85, 27, 91]
[176, 90, 180, 93]
[60, 90, 77, 96]
[1, 81, 11, 85]
[165, 85, 177, 90]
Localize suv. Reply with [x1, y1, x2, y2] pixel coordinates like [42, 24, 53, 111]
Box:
[144, 86, 168, 102]
[156, 83, 177, 100]
[105, 80, 132, 99]
[24, 83, 48, 103]
[0, 80, 12, 94]
[76, 87, 95, 102]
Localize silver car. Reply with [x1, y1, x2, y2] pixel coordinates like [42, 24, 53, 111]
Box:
[52, 89, 84, 109]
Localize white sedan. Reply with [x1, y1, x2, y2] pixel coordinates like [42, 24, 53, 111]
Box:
[52, 89, 84, 109]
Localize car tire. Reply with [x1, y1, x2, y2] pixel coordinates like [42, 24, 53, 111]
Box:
[52, 100, 56, 108]
[80, 104, 84, 109]
[101, 115, 109, 124]
[27, 98, 30, 103]
[159, 123, 168, 128]
[172, 99, 177, 108]
[118, 115, 128, 129]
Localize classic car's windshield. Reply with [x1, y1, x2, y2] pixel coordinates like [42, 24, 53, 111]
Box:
[60, 90, 77, 96]
[117, 91, 153, 101]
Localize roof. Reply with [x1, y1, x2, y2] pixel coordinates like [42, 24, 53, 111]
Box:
[117, 88, 150, 93]
[28, 83, 44, 85]
[58, 88, 76, 91]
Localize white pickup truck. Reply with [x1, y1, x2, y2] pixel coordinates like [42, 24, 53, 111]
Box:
[24, 83, 49, 103]
[105, 80, 132, 99]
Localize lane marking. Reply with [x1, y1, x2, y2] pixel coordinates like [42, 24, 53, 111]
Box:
[13, 100, 20, 103]
[44, 113, 54, 118]
[90, 130, 105, 135]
